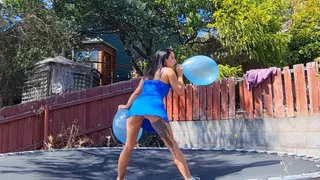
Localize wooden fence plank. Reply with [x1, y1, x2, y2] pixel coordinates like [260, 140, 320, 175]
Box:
[0, 125, 3, 152]
[239, 81, 245, 112]
[33, 115, 44, 149]
[17, 119, 26, 150]
[179, 89, 186, 120]
[221, 79, 228, 119]
[107, 84, 117, 126]
[167, 90, 173, 121]
[243, 79, 254, 119]
[96, 88, 105, 128]
[102, 97, 111, 128]
[78, 90, 87, 130]
[193, 86, 200, 120]
[173, 91, 179, 121]
[206, 84, 213, 120]
[50, 96, 62, 137]
[55, 94, 68, 137]
[293, 64, 308, 117]
[186, 85, 193, 120]
[317, 62, 320, 115]
[199, 86, 207, 120]
[272, 69, 285, 117]
[307, 62, 319, 115]
[253, 85, 263, 118]
[66, 92, 77, 127]
[228, 78, 236, 119]
[283, 67, 295, 117]
[213, 81, 221, 120]
[8, 121, 18, 152]
[262, 77, 273, 118]
[1, 124, 9, 152]
[103, 84, 113, 127]
[163, 97, 167, 112]
[24, 118, 33, 150]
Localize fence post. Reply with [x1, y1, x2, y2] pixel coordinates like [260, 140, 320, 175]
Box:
[44, 105, 49, 146]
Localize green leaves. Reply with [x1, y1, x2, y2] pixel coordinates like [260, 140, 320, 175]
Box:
[218, 64, 243, 79]
[288, 0, 320, 65]
[211, 0, 290, 67]
[0, 0, 80, 107]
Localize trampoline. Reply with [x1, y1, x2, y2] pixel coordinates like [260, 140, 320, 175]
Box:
[0, 147, 319, 180]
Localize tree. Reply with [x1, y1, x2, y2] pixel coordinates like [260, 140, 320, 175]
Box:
[287, 0, 320, 65]
[209, 0, 291, 67]
[52, 0, 216, 75]
[0, 0, 80, 107]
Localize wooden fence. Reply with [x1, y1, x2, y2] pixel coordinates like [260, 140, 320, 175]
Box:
[0, 78, 140, 153]
[0, 62, 319, 153]
[165, 62, 319, 120]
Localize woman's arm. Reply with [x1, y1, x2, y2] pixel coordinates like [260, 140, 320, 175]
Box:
[122, 78, 144, 109]
[167, 67, 185, 96]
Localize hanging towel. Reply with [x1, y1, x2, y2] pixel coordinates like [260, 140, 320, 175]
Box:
[245, 67, 278, 91]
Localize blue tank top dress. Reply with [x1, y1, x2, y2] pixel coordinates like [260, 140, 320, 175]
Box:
[127, 71, 171, 133]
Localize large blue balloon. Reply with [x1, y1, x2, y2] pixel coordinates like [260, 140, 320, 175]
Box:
[182, 55, 219, 86]
[112, 108, 143, 144]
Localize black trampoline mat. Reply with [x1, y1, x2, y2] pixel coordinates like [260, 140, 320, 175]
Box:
[0, 147, 319, 180]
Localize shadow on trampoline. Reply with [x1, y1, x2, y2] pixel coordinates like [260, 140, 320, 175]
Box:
[0, 149, 319, 180]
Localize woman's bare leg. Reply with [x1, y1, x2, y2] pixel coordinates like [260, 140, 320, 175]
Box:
[145, 116, 192, 180]
[117, 116, 143, 180]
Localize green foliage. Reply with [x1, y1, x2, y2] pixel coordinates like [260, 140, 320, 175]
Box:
[174, 34, 223, 63]
[174, 44, 200, 63]
[154, 0, 215, 38]
[174, 35, 244, 80]
[210, 0, 291, 66]
[2, 0, 320, 108]
[131, 61, 149, 78]
[287, 0, 320, 65]
[53, 0, 211, 58]
[218, 64, 243, 79]
[53, 0, 220, 78]
[0, 0, 80, 107]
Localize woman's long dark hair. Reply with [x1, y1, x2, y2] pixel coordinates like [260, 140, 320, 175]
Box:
[144, 48, 173, 80]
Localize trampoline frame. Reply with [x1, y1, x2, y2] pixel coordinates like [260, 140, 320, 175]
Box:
[1, 146, 320, 180]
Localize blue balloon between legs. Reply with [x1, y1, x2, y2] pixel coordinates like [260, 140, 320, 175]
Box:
[112, 108, 143, 144]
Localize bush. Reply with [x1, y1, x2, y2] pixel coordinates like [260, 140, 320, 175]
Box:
[218, 64, 243, 79]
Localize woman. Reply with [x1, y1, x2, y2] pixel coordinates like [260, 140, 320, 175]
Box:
[117, 48, 199, 180]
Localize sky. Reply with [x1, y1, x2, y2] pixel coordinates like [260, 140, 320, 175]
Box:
[43, 0, 53, 9]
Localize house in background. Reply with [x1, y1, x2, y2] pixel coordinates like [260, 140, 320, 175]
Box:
[81, 40, 117, 85]
[81, 35, 132, 85]
[100, 34, 132, 82]
[81, 33, 179, 86]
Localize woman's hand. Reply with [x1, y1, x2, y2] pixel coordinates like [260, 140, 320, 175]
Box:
[168, 66, 185, 96]
[118, 104, 129, 110]
[176, 64, 183, 77]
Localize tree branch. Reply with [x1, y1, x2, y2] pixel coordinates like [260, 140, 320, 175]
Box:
[132, 45, 148, 60]
[183, 28, 198, 44]
[125, 49, 144, 76]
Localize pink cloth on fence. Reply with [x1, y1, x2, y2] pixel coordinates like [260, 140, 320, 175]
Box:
[245, 67, 278, 91]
